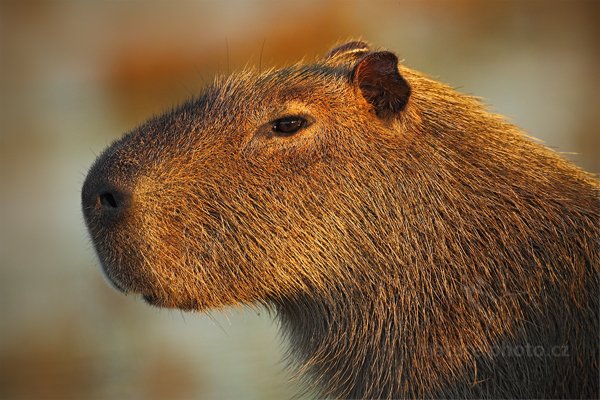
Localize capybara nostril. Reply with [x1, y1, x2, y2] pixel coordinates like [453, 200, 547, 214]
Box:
[91, 185, 131, 219]
[81, 172, 132, 223]
[98, 191, 119, 209]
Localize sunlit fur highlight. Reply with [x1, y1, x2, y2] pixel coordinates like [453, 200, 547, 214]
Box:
[83, 42, 599, 398]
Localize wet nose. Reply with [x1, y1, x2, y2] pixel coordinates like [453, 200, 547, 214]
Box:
[81, 176, 132, 224]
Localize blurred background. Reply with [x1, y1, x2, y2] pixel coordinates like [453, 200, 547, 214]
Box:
[1, 1, 598, 399]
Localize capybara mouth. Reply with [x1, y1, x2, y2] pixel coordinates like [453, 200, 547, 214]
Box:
[107, 273, 163, 307]
[105, 274, 128, 294]
[97, 253, 159, 299]
[142, 293, 159, 305]
[141, 293, 201, 311]
[97, 258, 130, 293]
[104, 268, 162, 306]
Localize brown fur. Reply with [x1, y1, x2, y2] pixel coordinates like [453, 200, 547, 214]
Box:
[82, 41, 599, 398]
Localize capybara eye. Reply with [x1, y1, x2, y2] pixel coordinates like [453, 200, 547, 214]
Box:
[271, 116, 308, 136]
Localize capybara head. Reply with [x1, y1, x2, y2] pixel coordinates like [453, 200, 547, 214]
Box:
[82, 41, 599, 398]
[81, 41, 414, 309]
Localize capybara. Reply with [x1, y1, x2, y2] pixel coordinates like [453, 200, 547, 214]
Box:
[82, 41, 599, 399]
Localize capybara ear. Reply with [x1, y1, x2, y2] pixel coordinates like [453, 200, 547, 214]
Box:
[351, 51, 411, 119]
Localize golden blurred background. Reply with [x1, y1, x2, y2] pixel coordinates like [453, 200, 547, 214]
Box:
[1, 1, 598, 399]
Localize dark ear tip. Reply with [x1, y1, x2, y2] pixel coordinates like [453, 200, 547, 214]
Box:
[352, 51, 399, 80]
[373, 51, 399, 64]
[365, 51, 397, 60]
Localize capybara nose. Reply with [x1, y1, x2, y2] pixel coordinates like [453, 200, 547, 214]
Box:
[81, 177, 131, 224]
[96, 186, 129, 214]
